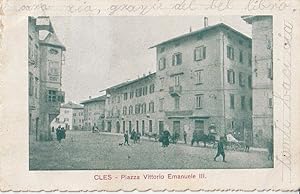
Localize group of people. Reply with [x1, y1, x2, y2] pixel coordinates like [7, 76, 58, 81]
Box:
[123, 130, 141, 145]
[55, 126, 66, 143]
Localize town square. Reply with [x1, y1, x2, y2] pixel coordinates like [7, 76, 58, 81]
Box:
[28, 15, 273, 170]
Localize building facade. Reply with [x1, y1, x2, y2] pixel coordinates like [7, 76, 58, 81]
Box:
[28, 16, 65, 141]
[105, 73, 157, 135]
[81, 96, 106, 131]
[50, 101, 84, 131]
[243, 16, 273, 147]
[150, 23, 253, 143]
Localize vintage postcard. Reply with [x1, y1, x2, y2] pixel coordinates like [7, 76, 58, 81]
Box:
[0, 0, 300, 191]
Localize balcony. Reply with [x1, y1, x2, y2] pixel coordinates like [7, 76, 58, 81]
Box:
[169, 85, 182, 96]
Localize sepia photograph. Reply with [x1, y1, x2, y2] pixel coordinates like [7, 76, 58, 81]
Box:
[28, 15, 274, 170]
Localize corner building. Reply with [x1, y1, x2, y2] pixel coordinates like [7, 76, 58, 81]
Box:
[151, 23, 253, 143]
[28, 17, 65, 141]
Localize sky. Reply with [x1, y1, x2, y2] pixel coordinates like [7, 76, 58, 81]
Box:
[50, 16, 252, 104]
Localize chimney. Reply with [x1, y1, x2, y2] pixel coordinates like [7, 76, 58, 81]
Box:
[89, 96, 91, 99]
[189, 26, 192, 32]
[204, 17, 208, 28]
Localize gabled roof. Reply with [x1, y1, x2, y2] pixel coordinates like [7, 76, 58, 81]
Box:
[106, 72, 156, 91]
[61, 101, 83, 109]
[40, 32, 66, 51]
[80, 95, 106, 105]
[149, 23, 251, 49]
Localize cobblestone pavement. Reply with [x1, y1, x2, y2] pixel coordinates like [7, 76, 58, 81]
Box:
[29, 131, 273, 170]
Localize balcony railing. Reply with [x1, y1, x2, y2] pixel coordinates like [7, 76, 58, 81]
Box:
[169, 85, 182, 96]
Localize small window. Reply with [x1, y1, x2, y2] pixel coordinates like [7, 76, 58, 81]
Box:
[248, 53, 252, 66]
[159, 57, 166, 70]
[239, 72, 245, 87]
[241, 96, 246, 110]
[48, 90, 57, 102]
[130, 91, 134, 99]
[194, 46, 206, 61]
[149, 84, 155, 93]
[123, 93, 128, 100]
[174, 75, 180, 86]
[174, 96, 180, 110]
[227, 46, 234, 60]
[239, 50, 243, 64]
[230, 94, 235, 109]
[195, 94, 203, 109]
[227, 70, 235, 84]
[195, 70, 203, 84]
[172, 53, 182, 66]
[248, 75, 252, 88]
[159, 98, 164, 111]
[268, 97, 273, 108]
[160, 77, 164, 91]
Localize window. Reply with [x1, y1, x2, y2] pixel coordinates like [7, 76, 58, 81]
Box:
[160, 77, 164, 91]
[172, 53, 182, 66]
[142, 86, 148, 96]
[48, 90, 57, 102]
[195, 70, 203, 84]
[268, 97, 273, 108]
[195, 94, 203, 109]
[239, 72, 245, 87]
[241, 96, 246, 110]
[268, 63, 273, 80]
[29, 73, 34, 96]
[55, 118, 59, 122]
[73, 113, 76, 116]
[248, 75, 252, 88]
[124, 93, 128, 100]
[129, 105, 133, 115]
[230, 94, 235, 109]
[130, 91, 134, 99]
[227, 70, 235, 84]
[250, 97, 253, 110]
[149, 120, 153, 133]
[194, 46, 206, 61]
[149, 101, 155, 113]
[149, 84, 155, 93]
[174, 75, 180, 86]
[159, 57, 166, 70]
[28, 36, 34, 60]
[248, 53, 252, 66]
[159, 98, 164, 111]
[117, 96, 121, 103]
[141, 103, 146, 114]
[239, 50, 243, 64]
[123, 106, 127, 115]
[135, 104, 140, 114]
[174, 96, 180, 110]
[227, 46, 234, 60]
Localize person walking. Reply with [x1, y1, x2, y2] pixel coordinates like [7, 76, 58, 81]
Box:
[183, 130, 187, 144]
[214, 136, 226, 162]
[124, 131, 129, 146]
[56, 126, 62, 143]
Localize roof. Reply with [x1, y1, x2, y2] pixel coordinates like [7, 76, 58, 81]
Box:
[80, 95, 106, 104]
[61, 101, 83, 109]
[40, 32, 66, 51]
[105, 72, 156, 92]
[241, 15, 272, 24]
[149, 23, 251, 48]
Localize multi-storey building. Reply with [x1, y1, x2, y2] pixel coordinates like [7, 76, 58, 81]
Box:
[242, 16, 273, 147]
[105, 73, 157, 135]
[50, 101, 84, 131]
[149, 22, 253, 142]
[28, 16, 65, 141]
[81, 95, 106, 131]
